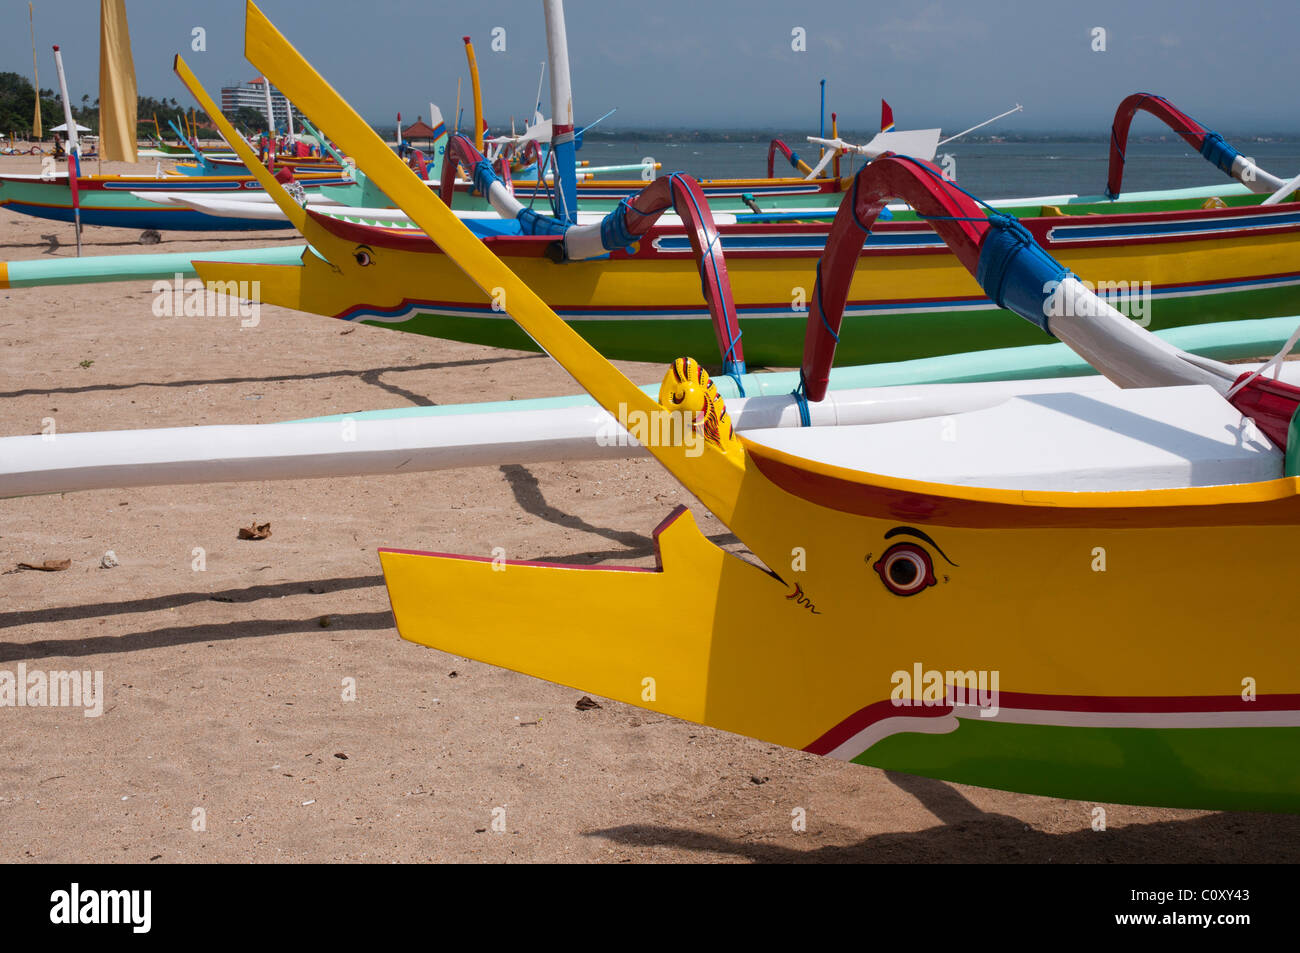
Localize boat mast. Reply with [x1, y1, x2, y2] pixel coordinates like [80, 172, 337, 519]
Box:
[543, 0, 577, 223]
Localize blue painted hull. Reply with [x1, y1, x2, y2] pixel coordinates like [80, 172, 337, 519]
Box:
[1, 201, 295, 232]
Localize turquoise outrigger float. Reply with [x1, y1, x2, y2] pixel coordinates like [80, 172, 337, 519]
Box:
[4, 314, 1300, 499]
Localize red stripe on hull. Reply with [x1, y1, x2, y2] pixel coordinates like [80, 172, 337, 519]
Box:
[804, 691, 1300, 756]
[744, 446, 1300, 529]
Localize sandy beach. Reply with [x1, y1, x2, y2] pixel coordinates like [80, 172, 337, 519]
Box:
[1, 156, 1297, 863]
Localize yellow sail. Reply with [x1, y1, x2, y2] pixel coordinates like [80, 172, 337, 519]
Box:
[98, 0, 137, 162]
[30, 3, 41, 140]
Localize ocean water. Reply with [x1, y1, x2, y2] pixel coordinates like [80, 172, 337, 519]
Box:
[579, 138, 1300, 198]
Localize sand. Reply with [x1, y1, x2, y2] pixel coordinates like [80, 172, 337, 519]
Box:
[1, 156, 1296, 863]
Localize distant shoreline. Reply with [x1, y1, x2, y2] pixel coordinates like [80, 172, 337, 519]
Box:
[373, 126, 1300, 144]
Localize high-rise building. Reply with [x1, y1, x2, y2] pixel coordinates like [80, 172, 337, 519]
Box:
[220, 78, 302, 132]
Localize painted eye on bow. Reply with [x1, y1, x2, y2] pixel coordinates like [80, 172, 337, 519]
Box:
[353, 249, 373, 266]
[873, 543, 936, 597]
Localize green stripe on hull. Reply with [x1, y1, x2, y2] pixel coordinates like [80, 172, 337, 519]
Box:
[855, 720, 1300, 814]
[359, 284, 1300, 367]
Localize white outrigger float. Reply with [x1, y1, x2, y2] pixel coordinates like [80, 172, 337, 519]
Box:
[3, 353, 1293, 499]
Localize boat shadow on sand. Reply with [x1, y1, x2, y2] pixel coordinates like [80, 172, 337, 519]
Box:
[0, 354, 544, 405]
[499, 463, 742, 561]
[0, 573, 390, 663]
[586, 771, 1300, 862]
[2, 463, 731, 662]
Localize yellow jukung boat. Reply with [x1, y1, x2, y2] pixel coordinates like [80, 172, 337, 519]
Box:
[189, 161, 1300, 367]
[219, 3, 1300, 812]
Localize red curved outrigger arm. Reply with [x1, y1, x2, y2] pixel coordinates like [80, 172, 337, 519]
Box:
[766, 139, 815, 178]
[495, 151, 512, 195]
[515, 139, 543, 174]
[1106, 93, 1216, 199]
[438, 134, 745, 373]
[438, 133, 492, 206]
[800, 156, 989, 401]
[438, 132, 518, 206]
[800, 153, 1300, 449]
[615, 174, 745, 373]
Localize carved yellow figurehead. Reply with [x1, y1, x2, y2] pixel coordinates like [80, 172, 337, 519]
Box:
[657, 357, 736, 455]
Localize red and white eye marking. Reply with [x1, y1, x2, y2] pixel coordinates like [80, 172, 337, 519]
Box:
[872, 543, 936, 597]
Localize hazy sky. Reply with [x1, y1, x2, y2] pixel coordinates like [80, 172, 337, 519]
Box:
[4, 0, 1297, 133]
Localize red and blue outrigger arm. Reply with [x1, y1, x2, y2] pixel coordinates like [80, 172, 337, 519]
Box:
[798, 155, 995, 402]
[612, 174, 746, 382]
[437, 132, 746, 384]
[1106, 92, 1287, 199]
[767, 139, 814, 178]
[798, 154, 1300, 450]
[437, 134, 518, 206]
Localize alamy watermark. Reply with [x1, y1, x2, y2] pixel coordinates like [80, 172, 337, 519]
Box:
[596, 403, 705, 456]
[151, 273, 261, 327]
[891, 662, 999, 717]
[0, 665, 104, 717]
[1044, 278, 1153, 326]
[50, 883, 150, 933]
